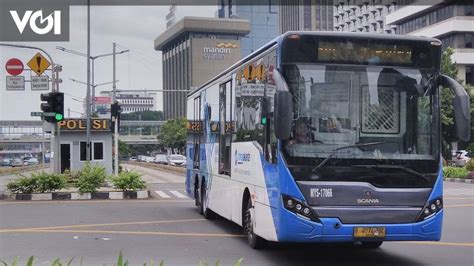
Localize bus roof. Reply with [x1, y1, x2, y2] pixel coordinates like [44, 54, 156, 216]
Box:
[187, 31, 441, 98]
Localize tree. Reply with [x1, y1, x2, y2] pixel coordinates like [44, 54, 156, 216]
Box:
[440, 47, 474, 159]
[158, 117, 187, 151]
[118, 140, 131, 158]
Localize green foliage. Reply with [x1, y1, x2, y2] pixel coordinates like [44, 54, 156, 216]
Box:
[443, 166, 469, 178]
[440, 47, 460, 159]
[158, 117, 187, 149]
[119, 140, 132, 158]
[76, 163, 108, 193]
[440, 48, 474, 158]
[7, 176, 38, 193]
[465, 159, 474, 171]
[6, 172, 67, 193]
[0, 254, 241, 266]
[34, 172, 67, 193]
[110, 171, 146, 191]
[466, 142, 474, 155]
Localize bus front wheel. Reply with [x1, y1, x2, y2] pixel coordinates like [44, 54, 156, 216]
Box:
[244, 200, 265, 249]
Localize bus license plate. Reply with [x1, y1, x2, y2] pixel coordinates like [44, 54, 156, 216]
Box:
[354, 227, 386, 238]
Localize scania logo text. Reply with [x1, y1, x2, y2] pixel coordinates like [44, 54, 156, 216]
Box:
[357, 198, 380, 204]
[10, 10, 61, 35]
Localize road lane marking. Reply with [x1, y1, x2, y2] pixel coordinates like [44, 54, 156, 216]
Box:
[404, 241, 474, 247]
[444, 188, 474, 196]
[2, 229, 246, 238]
[169, 190, 188, 198]
[444, 197, 474, 200]
[0, 199, 191, 205]
[444, 203, 474, 208]
[155, 191, 171, 198]
[0, 218, 206, 233]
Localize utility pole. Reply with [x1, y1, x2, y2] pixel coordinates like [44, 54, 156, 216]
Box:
[86, 0, 91, 161]
[113, 42, 119, 176]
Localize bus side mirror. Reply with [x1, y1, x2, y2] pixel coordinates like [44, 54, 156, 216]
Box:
[274, 91, 293, 140]
[440, 75, 471, 142]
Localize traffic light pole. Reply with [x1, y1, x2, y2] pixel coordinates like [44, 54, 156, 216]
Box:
[85, 0, 92, 162]
[0, 43, 59, 173]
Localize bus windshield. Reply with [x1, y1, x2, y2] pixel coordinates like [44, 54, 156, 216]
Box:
[281, 63, 440, 174]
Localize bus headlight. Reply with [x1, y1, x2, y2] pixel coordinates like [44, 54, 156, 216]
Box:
[282, 194, 320, 222]
[416, 197, 443, 222]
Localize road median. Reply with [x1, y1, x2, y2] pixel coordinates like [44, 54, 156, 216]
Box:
[124, 161, 186, 175]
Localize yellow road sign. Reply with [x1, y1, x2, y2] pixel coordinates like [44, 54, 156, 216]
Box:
[27, 53, 50, 76]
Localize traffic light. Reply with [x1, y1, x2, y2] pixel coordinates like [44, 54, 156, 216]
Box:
[40, 92, 64, 123]
[111, 101, 121, 118]
[110, 101, 121, 132]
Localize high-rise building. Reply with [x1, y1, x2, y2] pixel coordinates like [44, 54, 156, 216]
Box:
[154, 17, 250, 120]
[279, 0, 334, 33]
[386, 2, 474, 86]
[333, 0, 402, 34]
[99, 90, 158, 113]
[217, 0, 279, 57]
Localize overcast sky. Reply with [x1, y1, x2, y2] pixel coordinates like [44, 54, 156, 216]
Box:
[0, 5, 216, 120]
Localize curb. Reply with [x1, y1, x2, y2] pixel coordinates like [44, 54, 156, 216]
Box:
[444, 178, 474, 184]
[0, 190, 150, 201]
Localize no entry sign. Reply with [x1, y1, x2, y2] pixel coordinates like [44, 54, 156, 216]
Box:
[5, 58, 24, 76]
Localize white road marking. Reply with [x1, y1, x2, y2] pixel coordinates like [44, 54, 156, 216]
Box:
[155, 191, 171, 198]
[444, 188, 474, 196]
[169, 190, 188, 198]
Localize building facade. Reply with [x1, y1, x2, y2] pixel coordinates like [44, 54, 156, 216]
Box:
[154, 17, 250, 120]
[279, 0, 334, 33]
[99, 90, 158, 113]
[332, 0, 405, 34]
[386, 2, 474, 86]
[217, 0, 279, 57]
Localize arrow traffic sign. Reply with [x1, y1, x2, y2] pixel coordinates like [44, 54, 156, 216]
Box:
[27, 53, 50, 76]
[5, 58, 24, 76]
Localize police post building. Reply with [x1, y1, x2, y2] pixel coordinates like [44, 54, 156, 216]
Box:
[56, 119, 113, 174]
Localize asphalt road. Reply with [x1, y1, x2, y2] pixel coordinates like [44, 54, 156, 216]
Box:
[0, 165, 473, 266]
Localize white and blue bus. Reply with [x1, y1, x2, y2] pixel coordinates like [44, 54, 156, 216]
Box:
[185, 32, 470, 249]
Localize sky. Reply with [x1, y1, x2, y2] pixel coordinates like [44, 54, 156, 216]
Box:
[0, 5, 217, 120]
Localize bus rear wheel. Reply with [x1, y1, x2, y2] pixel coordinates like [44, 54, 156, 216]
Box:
[200, 182, 215, 219]
[243, 199, 265, 249]
[360, 241, 383, 249]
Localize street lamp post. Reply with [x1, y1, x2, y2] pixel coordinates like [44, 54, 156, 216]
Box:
[56, 47, 129, 112]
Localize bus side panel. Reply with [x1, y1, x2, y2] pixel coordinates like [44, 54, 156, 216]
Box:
[231, 142, 278, 241]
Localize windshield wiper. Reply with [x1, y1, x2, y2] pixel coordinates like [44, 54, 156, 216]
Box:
[314, 142, 385, 170]
[351, 164, 430, 182]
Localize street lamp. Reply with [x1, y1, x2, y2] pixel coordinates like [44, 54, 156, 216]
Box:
[70, 78, 119, 114]
[56, 46, 129, 112]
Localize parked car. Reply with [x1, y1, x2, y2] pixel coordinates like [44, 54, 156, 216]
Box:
[129, 157, 137, 162]
[23, 157, 39, 165]
[1, 158, 12, 167]
[452, 150, 471, 167]
[144, 156, 155, 163]
[154, 154, 168, 165]
[11, 158, 23, 167]
[168, 154, 186, 166]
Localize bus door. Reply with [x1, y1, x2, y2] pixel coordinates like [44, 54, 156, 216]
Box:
[193, 96, 201, 169]
[219, 81, 232, 175]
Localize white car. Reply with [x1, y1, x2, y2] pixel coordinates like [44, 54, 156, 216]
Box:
[168, 155, 186, 166]
[452, 150, 471, 167]
[23, 157, 39, 165]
